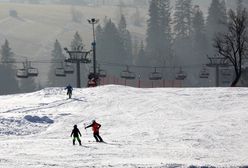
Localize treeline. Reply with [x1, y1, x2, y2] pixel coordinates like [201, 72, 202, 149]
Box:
[92, 0, 248, 87]
[94, 0, 236, 86]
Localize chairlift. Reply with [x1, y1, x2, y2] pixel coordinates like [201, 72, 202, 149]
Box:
[55, 62, 66, 77]
[176, 67, 187, 80]
[120, 66, 136, 80]
[16, 61, 29, 78]
[16, 68, 28, 78]
[55, 68, 66, 77]
[27, 67, 38, 77]
[149, 67, 162, 80]
[199, 65, 209, 79]
[88, 64, 107, 78]
[64, 63, 74, 74]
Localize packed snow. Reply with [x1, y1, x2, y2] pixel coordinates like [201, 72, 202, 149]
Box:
[0, 85, 248, 168]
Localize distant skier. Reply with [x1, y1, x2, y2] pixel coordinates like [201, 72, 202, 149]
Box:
[65, 84, 73, 99]
[70, 125, 82, 146]
[87, 78, 97, 87]
[87, 73, 98, 87]
[85, 120, 103, 142]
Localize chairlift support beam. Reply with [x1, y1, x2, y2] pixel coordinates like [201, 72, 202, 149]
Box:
[206, 55, 230, 87]
[64, 47, 92, 88]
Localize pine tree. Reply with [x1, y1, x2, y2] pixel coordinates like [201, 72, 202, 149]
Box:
[158, 0, 173, 66]
[173, 0, 193, 66]
[174, 0, 192, 39]
[220, 0, 228, 25]
[192, 5, 207, 64]
[101, 19, 121, 63]
[237, 0, 244, 14]
[146, 0, 161, 66]
[206, 0, 228, 54]
[118, 14, 132, 65]
[132, 36, 139, 64]
[0, 39, 19, 95]
[136, 41, 149, 78]
[95, 24, 104, 63]
[1, 40, 15, 63]
[47, 39, 67, 87]
[71, 31, 84, 50]
[99, 19, 123, 75]
[136, 41, 147, 66]
[70, 32, 88, 87]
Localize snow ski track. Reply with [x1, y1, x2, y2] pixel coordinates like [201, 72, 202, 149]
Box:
[1, 97, 87, 114]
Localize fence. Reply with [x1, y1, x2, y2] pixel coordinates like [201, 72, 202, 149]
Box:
[99, 76, 182, 88]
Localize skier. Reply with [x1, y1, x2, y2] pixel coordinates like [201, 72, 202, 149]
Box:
[87, 73, 98, 87]
[85, 120, 103, 142]
[87, 78, 97, 87]
[65, 84, 73, 99]
[70, 125, 82, 146]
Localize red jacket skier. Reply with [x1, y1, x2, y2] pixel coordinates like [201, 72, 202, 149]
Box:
[85, 120, 103, 142]
[87, 78, 97, 87]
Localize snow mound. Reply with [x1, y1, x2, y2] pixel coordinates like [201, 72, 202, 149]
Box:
[24, 115, 54, 124]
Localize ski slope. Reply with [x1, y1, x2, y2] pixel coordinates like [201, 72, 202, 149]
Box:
[0, 85, 247, 168]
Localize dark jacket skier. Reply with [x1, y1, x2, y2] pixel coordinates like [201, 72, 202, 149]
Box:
[85, 120, 103, 142]
[65, 84, 73, 98]
[70, 125, 82, 145]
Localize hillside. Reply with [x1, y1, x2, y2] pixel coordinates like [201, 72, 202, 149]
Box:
[0, 85, 247, 167]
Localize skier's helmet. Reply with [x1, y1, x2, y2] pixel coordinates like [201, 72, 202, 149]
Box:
[74, 125, 77, 128]
[92, 120, 96, 123]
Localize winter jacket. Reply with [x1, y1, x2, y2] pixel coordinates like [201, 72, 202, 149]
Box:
[71, 128, 81, 137]
[65, 85, 73, 92]
[86, 122, 101, 133]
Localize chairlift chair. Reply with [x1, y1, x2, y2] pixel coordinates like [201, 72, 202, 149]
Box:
[120, 66, 136, 80]
[24, 61, 39, 77]
[55, 68, 66, 77]
[199, 66, 209, 79]
[176, 67, 187, 80]
[149, 68, 162, 80]
[16, 69, 28, 78]
[16, 61, 29, 78]
[64, 63, 74, 74]
[27, 67, 38, 77]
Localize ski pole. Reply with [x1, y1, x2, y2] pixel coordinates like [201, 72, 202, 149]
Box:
[84, 123, 88, 135]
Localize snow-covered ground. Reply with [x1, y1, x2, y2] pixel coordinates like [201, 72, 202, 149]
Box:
[0, 85, 248, 168]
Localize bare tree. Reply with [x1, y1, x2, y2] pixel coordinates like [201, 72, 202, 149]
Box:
[214, 9, 248, 87]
